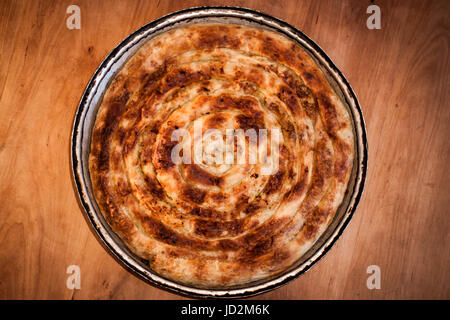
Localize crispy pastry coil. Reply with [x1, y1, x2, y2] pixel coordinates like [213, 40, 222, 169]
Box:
[89, 24, 354, 287]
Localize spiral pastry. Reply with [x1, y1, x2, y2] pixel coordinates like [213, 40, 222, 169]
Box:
[89, 24, 354, 287]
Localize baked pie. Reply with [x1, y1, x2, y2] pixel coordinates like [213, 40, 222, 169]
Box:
[89, 24, 354, 287]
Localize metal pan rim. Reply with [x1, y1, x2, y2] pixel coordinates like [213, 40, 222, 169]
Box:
[71, 6, 368, 299]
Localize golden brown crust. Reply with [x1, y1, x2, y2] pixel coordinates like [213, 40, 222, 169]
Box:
[89, 24, 354, 287]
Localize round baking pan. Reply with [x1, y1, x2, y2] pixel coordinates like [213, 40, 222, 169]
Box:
[71, 6, 368, 299]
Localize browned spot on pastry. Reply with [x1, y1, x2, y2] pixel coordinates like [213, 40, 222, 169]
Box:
[318, 93, 347, 138]
[140, 215, 208, 250]
[259, 37, 295, 67]
[235, 113, 264, 131]
[189, 207, 223, 219]
[197, 28, 241, 49]
[302, 71, 314, 81]
[278, 86, 301, 115]
[303, 207, 331, 240]
[214, 94, 255, 112]
[263, 170, 285, 195]
[140, 66, 166, 95]
[238, 81, 257, 94]
[279, 70, 303, 93]
[210, 192, 227, 203]
[303, 100, 319, 120]
[247, 237, 274, 258]
[285, 121, 297, 141]
[181, 185, 206, 204]
[116, 128, 127, 144]
[103, 196, 134, 242]
[110, 150, 122, 170]
[93, 93, 130, 171]
[144, 176, 164, 199]
[267, 102, 281, 116]
[140, 145, 153, 165]
[155, 137, 177, 170]
[205, 113, 226, 128]
[234, 194, 250, 212]
[244, 203, 260, 215]
[302, 140, 333, 200]
[332, 140, 352, 183]
[272, 249, 291, 266]
[194, 219, 243, 238]
[194, 260, 207, 282]
[242, 218, 288, 248]
[117, 178, 131, 196]
[163, 68, 201, 91]
[296, 84, 311, 99]
[217, 239, 240, 251]
[286, 167, 309, 200]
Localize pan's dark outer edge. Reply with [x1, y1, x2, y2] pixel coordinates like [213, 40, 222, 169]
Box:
[71, 6, 368, 299]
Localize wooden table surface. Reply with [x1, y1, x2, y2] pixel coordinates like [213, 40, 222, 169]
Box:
[0, 0, 448, 300]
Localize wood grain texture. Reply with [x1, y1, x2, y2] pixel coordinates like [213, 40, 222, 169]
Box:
[0, 0, 448, 299]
